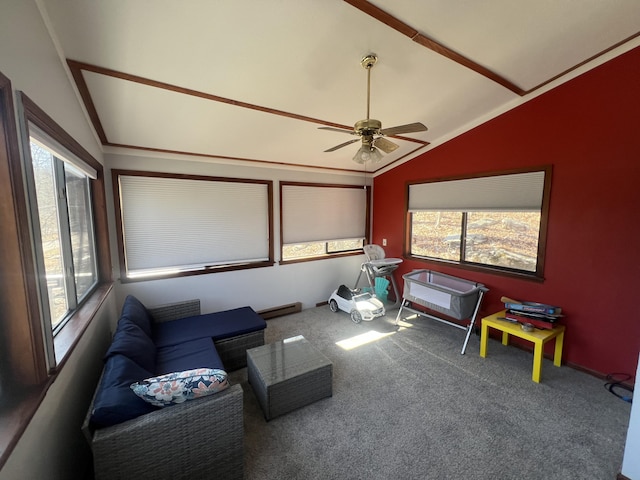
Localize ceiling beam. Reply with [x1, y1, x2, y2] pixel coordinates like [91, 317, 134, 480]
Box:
[344, 0, 526, 96]
[66, 59, 429, 149]
[68, 60, 109, 143]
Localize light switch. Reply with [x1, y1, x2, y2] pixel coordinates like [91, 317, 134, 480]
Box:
[382, 238, 387, 246]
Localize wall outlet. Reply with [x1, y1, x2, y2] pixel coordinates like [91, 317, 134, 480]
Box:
[382, 238, 387, 246]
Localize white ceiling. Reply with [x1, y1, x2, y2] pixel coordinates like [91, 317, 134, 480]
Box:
[38, 0, 640, 173]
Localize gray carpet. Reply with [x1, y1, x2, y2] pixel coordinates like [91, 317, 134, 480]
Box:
[229, 306, 631, 480]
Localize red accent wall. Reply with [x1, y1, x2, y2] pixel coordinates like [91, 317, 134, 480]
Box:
[373, 46, 640, 376]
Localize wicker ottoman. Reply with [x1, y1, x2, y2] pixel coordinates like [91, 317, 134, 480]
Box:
[247, 335, 333, 420]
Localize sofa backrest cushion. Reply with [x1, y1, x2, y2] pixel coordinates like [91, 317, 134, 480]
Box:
[105, 318, 157, 372]
[120, 294, 154, 338]
[153, 306, 267, 348]
[90, 354, 158, 428]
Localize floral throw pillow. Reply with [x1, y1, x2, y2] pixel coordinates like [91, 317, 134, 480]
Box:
[130, 368, 229, 407]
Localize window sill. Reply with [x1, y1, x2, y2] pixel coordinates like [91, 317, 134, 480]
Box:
[406, 255, 544, 282]
[54, 282, 113, 371]
[120, 261, 275, 283]
[0, 384, 51, 470]
[0, 282, 113, 471]
[279, 250, 363, 265]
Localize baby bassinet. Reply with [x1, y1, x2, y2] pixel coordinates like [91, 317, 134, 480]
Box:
[395, 269, 488, 354]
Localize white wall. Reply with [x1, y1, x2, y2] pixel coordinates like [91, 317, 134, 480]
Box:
[621, 354, 640, 479]
[0, 296, 117, 480]
[106, 152, 373, 312]
[0, 0, 102, 162]
[1, 1, 115, 478]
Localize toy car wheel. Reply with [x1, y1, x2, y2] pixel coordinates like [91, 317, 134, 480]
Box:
[350, 310, 362, 324]
[329, 299, 339, 312]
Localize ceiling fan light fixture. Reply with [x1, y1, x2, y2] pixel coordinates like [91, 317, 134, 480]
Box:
[353, 145, 383, 164]
[321, 54, 427, 162]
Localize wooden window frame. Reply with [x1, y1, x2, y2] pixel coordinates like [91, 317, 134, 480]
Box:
[405, 166, 552, 281]
[279, 181, 370, 265]
[0, 74, 112, 469]
[112, 169, 275, 282]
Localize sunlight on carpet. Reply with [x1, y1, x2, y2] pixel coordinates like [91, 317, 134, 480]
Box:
[336, 329, 396, 350]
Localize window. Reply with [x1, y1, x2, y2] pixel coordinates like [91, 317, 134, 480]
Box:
[407, 168, 551, 278]
[113, 171, 274, 280]
[16, 91, 110, 372]
[1, 76, 111, 470]
[19, 116, 101, 372]
[27, 138, 98, 331]
[280, 182, 369, 262]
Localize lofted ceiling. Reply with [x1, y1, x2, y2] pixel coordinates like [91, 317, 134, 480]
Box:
[39, 0, 640, 174]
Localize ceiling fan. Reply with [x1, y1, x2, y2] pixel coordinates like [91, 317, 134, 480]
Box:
[320, 54, 428, 164]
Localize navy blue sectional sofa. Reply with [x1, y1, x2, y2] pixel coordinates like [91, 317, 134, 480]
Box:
[83, 295, 267, 480]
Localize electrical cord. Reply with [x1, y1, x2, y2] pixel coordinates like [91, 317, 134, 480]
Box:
[604, 373, 634, 403]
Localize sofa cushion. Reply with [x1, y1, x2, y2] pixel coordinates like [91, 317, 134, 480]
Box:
[120, 294, 154, 338]
[153, 306, 266, 347]
[130, 368, 229, 407]
[155, 337, 224, 375]
[90, 354, 158, 428]
[105, 318, 157, 372]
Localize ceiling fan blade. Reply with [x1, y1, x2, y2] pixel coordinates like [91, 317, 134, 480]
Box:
[324, 138, 360, 153]
[373, 137, 399, 154]
[318, 126, 356, 135]
[379, 122, 428, 136]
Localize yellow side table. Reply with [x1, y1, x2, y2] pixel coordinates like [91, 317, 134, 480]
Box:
[480, 310, 565, 383]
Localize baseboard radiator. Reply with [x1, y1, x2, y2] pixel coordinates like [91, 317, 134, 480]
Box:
[257, 302, 302, 320]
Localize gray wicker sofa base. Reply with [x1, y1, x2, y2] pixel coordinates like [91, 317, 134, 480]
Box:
[83, 296, 267, 480]
[91, 384, 244, 479]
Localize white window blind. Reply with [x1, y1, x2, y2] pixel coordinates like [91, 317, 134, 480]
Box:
[29, 123, 98, 179]
[119, 175, 270, 274]
[281, 184, 366, 244]
[409, 171, 546, 212]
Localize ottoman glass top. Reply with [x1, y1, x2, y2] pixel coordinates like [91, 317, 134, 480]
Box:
[247, 335, 332, 386]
